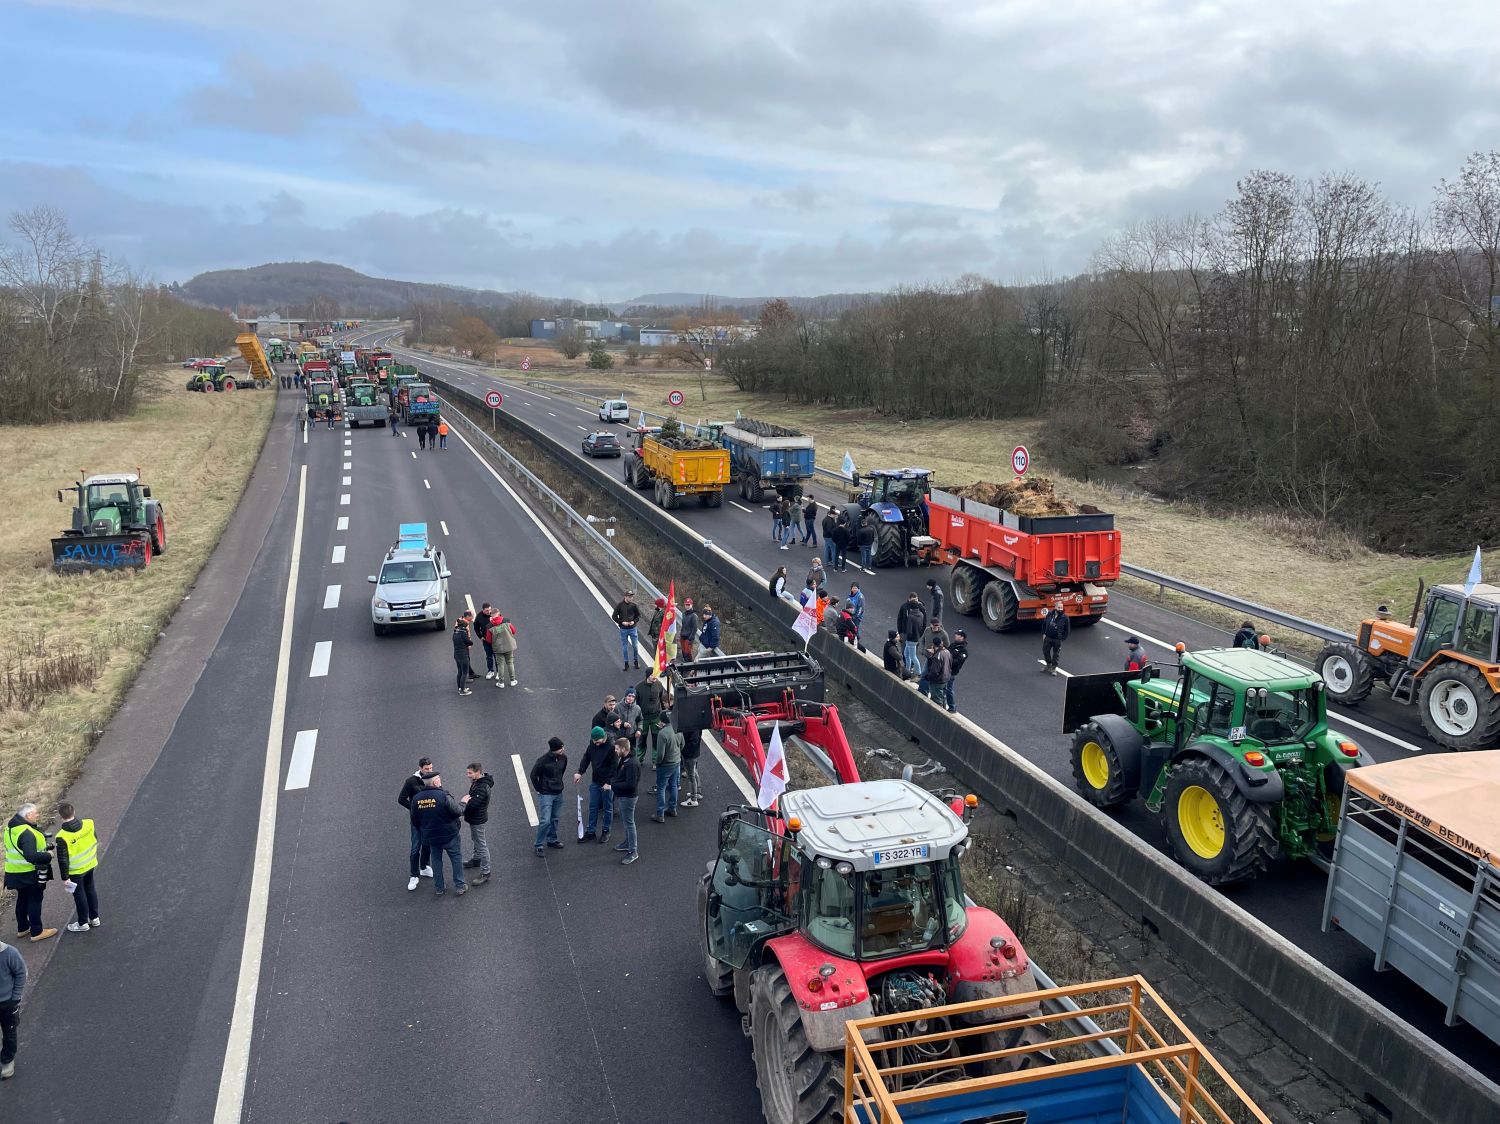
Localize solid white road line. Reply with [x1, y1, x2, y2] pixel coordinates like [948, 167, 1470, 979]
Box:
[285, 730, 318, 791]
[340, 494, 350, 505]
[323, 584, 341, 609]
[212, 464, 307, 1124]
[309, 641, 332, 677]
[331, 546, 345, 564]
[423, 479, 431, 490]
[337, 517, 349, 531]
[705, 732, 757, 802]
[341, 475, 352, 486]
[511, 754, 539, 827]
[440, 520, 450, 536]
[729, 501, 753, 514]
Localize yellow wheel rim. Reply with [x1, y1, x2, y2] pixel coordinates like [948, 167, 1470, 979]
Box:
[1177, 786, 1225, 859]
[1080, 741, 1111, 790]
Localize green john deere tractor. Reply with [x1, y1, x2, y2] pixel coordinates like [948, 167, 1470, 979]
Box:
[1062, 647, 1374, 884]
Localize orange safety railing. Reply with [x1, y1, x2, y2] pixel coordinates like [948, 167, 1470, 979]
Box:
[843, 975, 1270, 1124]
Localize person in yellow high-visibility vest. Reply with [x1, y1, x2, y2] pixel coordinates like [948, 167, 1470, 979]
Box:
[3, 804, 56, 943]
[54, 803, 101, 933]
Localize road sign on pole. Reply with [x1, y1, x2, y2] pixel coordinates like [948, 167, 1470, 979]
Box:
[484, 390, 503, 409]
[667, 390, 685, 407]
[704, 358, 713, 370]
[1011, 445, 1030, 476]
[521, 357, 531, 372]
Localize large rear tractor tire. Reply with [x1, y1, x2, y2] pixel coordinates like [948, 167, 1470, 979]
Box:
[221, 378, 236, 391]
[1418, 662, 1500, 750]
[949, 565, 984, 617]
[151, 514, 167, 556]
[1316, 643, 1376, 706]
[697, 875, 734, 998]
[750, 965, 843, 1124]
[966, 1020, 1053, 1076]
[1069, 723, 1131, 808]
[873, 522, 905, 567]
[1162, 756, 1276, 885]
[980, 580, 1018, 633]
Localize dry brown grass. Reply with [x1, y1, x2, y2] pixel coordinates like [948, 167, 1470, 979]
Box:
[0, 366, 274, 818]
[482, 363, 1468, 636]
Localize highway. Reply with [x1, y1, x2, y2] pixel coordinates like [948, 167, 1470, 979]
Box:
[3, 373, 763, 1121]
[381, 333, 1500, 1077]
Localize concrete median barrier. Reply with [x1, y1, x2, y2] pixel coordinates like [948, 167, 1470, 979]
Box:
[431, 374, 1500, 1124]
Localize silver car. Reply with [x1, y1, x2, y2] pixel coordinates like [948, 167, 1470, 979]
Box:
[369, 538, 450, 635]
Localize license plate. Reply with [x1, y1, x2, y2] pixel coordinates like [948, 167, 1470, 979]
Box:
[872, 844, 929, 865]
[394, 611, 424, 620]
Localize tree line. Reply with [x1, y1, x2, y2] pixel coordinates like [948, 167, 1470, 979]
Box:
[0, 207, 240, 424]
[720, 151, 1500, 553]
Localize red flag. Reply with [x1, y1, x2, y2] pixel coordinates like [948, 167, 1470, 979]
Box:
[653, 580, 678, 675]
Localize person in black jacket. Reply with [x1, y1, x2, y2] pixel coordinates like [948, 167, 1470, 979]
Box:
[460, 763, 494, 882]
[452, 612, 475, 694]
[896, 593, 928, 677]
[411, 773, 466, 896]
[573, 727, 618, 843]
[947, 630, 969, 713]
[925, 578, 945, 626]
[476, 602, 497, 679]
[1233, 621, 1261, 650]
[882, 629, 904, 678]
[1041, 603, 1070, 674]
[609, 738, 641, 865]
[856, 519, 876, 570]
[530, 737, 568, 855]
[611, 591, 642, 671]
[398, 758, 435, 891]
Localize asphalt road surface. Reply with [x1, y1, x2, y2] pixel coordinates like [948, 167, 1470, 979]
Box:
[3, 373, 763, 1122]
[381, 334, 1500, 1078]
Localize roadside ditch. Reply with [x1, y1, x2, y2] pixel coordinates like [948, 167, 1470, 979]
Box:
[443, 390, 1371, 1124]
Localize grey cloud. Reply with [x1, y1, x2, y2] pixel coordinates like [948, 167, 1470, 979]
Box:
[180, 52, 362, 136]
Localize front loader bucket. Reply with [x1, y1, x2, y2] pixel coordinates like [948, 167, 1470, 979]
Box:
[52, 534, 152, 572]
[1062, 669, 1139, 734]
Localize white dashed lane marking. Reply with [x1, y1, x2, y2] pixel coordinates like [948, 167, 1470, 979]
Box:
[285, 730, 317, 790]
[341, 476, 352, 486]
[440, 520, 450, 535]
[309, 642, 332, 678]
[339, 494, 350, 505]
[424, 479, 431, 489]
[337, 517, 348, 531]
[331, 546, 345, 564]
[323, 585, 341, 609]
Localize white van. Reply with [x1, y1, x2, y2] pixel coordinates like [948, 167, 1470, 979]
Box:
[599, 398, 630, 423]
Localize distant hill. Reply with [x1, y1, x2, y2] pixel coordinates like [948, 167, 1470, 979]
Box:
[621, 291, 880, 315]
[179, 262, 525, 315]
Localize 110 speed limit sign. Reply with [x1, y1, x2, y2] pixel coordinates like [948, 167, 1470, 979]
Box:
[485, 390, 503, 409]
[1011, 445, 1030, 476]
[667, 390, 685, 407]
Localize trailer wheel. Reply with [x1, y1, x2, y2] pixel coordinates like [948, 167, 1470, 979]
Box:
[873, 522, 905, 567]
[1316, 643, 1375, 706]
[1070, 723, 1131, 808]
[980, 580, 1018, 632]
[1418, 662, 1500, 750]
[745, 475, 764, 503]
[665, 486, 680, 511]
[1162, 756, 1275, 885]
[750, 964, 843, 1124]
[1074, 612, 1105, 627]
[949, 565, 984, 616]
[705, 490, 723, 508]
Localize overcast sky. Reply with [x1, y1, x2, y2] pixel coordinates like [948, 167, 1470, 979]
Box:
[3, 1, 1496, 300]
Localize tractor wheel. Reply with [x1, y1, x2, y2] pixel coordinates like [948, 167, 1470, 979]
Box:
[966, 1020, 1053, 1076]
[1069, 723, 1131, 808]
[151, 514, 167, 556]
[623, 459, 634, 485]
[1162, 757, 1276, 885]
[950, 565, 984, 616]
[1316, 643, 1375, 706]
[750, 964, 843, 1124]
[696, 875, 734, 998]
[980, 580, 1018, 633]
[873, 522, 905, 567]
[221, 378, 236, 391]
[1418, 663, 1500, 750]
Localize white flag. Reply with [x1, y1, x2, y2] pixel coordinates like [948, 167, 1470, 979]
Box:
[757, 721, 788, 810]
[1464, 546, 1484, 597]
[841, 451, 856, 480]
[638, 410, 647, 426]
[576, 792, 585, 840]
[792, 598, 818, 645]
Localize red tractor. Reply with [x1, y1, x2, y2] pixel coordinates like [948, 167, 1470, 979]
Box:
[676, 653, 1043, 1124]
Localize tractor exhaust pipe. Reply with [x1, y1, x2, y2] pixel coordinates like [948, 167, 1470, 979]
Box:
[1410, 579, 1425, 628]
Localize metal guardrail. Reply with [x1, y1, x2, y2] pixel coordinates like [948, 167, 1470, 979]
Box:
[414, 346, 1354, 649]
[1118, 563, 1355, 645]
[437, 393, 664, 605]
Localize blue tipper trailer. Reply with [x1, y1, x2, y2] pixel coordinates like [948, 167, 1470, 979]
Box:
[843, 975, 1270, 1124]
[715, 417, 816, 502]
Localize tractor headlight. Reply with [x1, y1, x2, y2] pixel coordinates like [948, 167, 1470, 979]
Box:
[835, 861, 854, 876]
[816, 857, 832, 870]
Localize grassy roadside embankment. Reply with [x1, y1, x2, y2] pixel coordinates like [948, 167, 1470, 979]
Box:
[0, 365, 275, 819]
[442, 349, 1465, 644]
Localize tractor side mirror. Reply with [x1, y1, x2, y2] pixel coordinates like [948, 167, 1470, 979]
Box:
[141, 486, 151, 499]
[57, 491, 64, 504]
[1140, 666, 1154, 683]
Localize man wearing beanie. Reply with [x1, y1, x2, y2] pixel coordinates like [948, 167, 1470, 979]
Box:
[883, 629, 904, 677]
[573, 726, 619, 844]
[529, 737, 569, 856]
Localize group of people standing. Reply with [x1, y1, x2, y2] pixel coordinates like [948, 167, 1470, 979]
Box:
[451, 604, 520, 695]
[400, 415, 449, 449]
[769, 496, 875, 570]
[609, 589, 720, 673]
[398, 759, 494, 895]
[2, 801, 106, 1078]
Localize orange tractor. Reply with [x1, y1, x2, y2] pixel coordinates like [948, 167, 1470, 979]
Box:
[1316, 581, 1500, 750]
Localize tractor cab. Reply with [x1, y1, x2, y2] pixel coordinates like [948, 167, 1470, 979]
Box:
[70, 474, 149, 535]
[856, 468, 931, 516]
[704, 781, 973, 972]
[1411, 584, 1500, 666]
